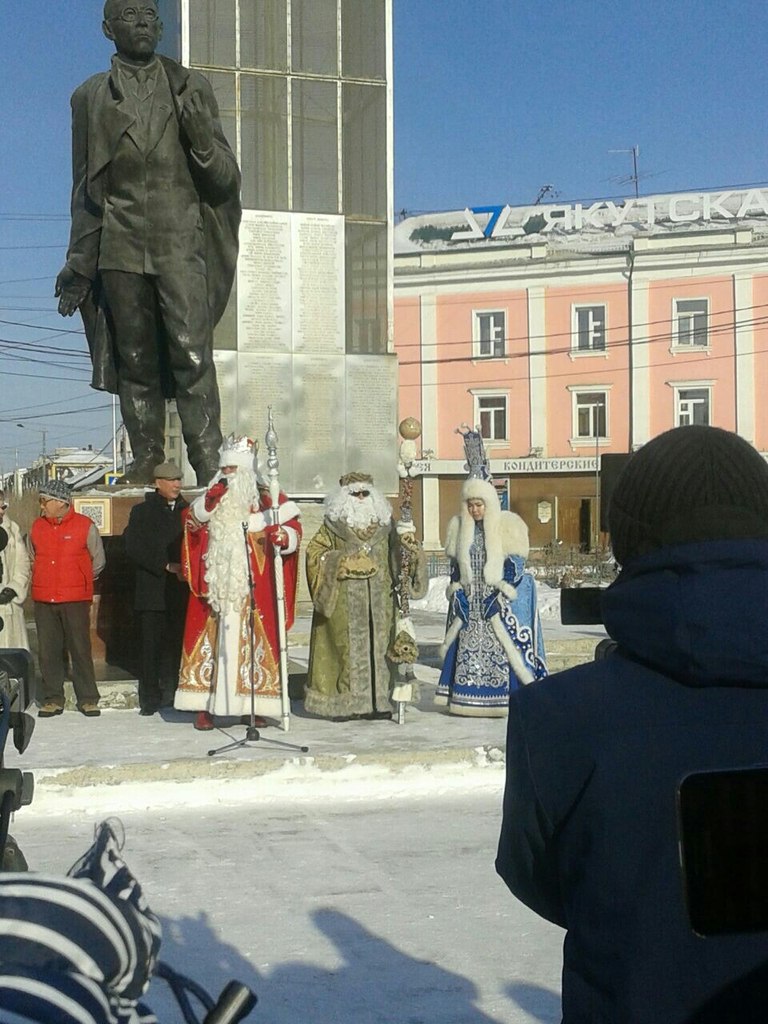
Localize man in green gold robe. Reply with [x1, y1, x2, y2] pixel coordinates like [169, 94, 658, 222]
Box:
[305, 472, 427, 721]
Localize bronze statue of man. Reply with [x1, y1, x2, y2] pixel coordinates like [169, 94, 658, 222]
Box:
[56, 1, 241, 485]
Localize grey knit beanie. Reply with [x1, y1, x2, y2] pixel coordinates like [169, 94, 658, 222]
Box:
[608, 426, 768, 566]
[39, 479, 72, 505]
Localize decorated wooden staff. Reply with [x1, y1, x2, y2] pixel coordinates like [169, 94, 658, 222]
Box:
[388, 417, 423, 725]
[265, 408, 292, 733]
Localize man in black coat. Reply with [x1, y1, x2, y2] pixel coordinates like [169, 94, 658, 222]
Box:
[496, 426, 768, 1024]
[124, 461, 189, 715]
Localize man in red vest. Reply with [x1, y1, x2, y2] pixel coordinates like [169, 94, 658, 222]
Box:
[28, 479, 106, 718]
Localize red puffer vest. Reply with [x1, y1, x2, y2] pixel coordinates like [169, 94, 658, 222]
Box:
[30, 507, 94, 603]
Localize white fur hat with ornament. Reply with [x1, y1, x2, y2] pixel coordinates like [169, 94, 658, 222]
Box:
[218, 434, 257, 470]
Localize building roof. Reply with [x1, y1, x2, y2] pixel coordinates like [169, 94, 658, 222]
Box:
[394, 186, 768, 258]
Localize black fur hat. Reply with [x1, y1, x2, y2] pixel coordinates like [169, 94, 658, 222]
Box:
[608, 426, 768, 566]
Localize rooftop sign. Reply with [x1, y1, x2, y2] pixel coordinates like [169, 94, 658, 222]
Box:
[451, 189, 768, 241]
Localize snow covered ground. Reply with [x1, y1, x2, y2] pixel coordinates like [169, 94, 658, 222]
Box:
[16, 792, 563, 1024]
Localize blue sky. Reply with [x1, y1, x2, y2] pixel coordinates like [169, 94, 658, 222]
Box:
[1, 0, 767, 473]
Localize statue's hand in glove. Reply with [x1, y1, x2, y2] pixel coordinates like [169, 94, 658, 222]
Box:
[0, 588, 17, 605]
[55, 266, 91, 317]
[181, 90, 215, 156]
[204, 478, 228, 512]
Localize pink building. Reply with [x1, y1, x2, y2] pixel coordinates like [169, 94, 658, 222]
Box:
[394, 189, 768, 550]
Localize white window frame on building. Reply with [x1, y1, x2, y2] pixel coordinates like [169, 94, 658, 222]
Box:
[471, 391, 509, 444]
[472, 310, 506, 359]
[572, 304, 607, 354]
[669, 380, 713, 427]
[673, 298, 709, 349]
[567, 386, 611, 447]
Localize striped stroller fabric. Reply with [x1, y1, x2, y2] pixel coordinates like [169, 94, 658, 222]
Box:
[0, 967, 117, 1023]
[0, 822, 160, 1024]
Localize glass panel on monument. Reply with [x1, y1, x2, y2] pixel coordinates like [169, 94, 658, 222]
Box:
[156, 0, 181, 58]
[204, 71, 237, 157]
[342, 84, 387, 219]
[241, 75, 289, 210]
[292, 80, 339, 214]
[345, 222, 387, 355]
[291, 0, 338, 75]
[341, 0, 386, 80]
[190, 0, 236, 67]
[240, 0, 288, 71]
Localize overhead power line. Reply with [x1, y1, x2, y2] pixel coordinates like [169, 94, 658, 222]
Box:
[0, 404, 113, 424]
[0, 318, 84, 336]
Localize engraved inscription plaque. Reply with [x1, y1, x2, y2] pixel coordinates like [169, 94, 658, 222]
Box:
[238, 352, 295, 483]
[292, 214, 344, 355]
[292, 354, 345, 493]
[226, 209, 395, 495]
[238, 210, 292, 353]
[212, 350, 238, 436]
[346, 354, 398, 493]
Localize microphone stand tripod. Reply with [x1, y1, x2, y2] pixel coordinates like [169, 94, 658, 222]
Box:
[207, 522, 308, 757]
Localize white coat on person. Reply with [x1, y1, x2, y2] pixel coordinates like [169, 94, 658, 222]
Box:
[0, 507, 31, 651]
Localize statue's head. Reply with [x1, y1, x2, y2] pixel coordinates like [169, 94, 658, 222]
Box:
[102, 2, 162, 61]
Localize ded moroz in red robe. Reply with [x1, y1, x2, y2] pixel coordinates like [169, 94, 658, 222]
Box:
[175, 491, 301, 719]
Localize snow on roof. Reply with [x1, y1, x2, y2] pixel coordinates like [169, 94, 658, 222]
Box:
[394, 186, 768, 257]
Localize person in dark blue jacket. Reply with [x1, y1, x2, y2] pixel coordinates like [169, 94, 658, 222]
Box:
[496, 425, 768, 1024]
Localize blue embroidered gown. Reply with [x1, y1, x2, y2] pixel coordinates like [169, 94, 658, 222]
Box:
[436, 523, 547, 716]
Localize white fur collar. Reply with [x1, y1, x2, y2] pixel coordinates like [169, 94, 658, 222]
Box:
[444, 509, 529, 591]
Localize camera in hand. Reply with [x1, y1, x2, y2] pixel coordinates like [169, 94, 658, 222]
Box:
[678, 766, 768, 936]
[0, 648, 35, 870]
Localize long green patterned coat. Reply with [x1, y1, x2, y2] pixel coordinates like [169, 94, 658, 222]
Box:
[305, 518, 427, 718]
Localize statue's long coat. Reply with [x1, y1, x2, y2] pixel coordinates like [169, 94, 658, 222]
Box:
[66, 55, 241, 396]
[305, 519, 427, 718]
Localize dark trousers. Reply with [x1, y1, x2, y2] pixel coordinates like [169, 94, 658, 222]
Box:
[100, 269, 222, 482]
[34, 602, 100, 707]
[137, 609, 184, 712]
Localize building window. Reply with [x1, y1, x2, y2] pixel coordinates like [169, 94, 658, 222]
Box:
[473, 311, 506, 358]
[674, 299, 709, 347]
[573, 305, 606, 352]
[675, 386, 711, 426]
[573, 391, 607, 439]
[476, 394, 508, 441]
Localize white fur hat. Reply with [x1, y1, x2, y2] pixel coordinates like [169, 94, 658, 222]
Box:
[218, 434, 257, 470]
[461, 476, 500, 512]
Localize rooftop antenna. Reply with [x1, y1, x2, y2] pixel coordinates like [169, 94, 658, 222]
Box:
[534, 184, 559, 205]
[608, 145, 641, 198]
